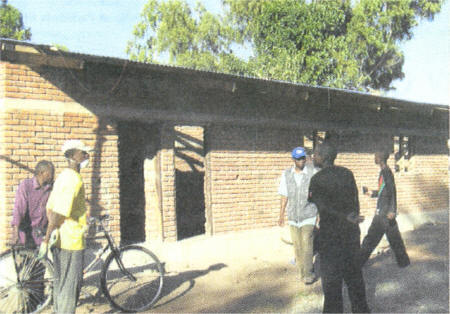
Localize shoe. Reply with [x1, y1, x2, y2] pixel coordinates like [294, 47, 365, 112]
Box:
[303, 274, 316, 285]
[398, 260, 410, 268]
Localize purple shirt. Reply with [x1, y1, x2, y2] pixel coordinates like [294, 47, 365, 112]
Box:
[11, 176, 51, 245]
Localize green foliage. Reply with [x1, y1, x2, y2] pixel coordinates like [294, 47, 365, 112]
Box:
[127, 0, 444, 91]
[0, 2, 31, 40]
[51, 44, 69, 52]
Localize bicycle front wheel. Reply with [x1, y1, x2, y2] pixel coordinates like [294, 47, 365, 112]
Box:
[0, 248, 54, 313]
[101, 245, 164, 312]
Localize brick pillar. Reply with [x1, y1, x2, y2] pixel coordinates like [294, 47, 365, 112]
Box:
[143, 126, 164, 241]
[159, 124, 177, 241]
[0, 64, 7, 250]
[0, 111, 7, 251]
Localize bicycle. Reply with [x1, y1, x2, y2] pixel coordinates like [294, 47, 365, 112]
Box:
[0, 214, 164, 313]
[0, 244, 54, 313]
[82, 214, 164, 312]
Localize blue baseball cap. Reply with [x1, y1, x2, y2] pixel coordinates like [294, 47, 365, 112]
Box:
[292, 147, 306, 159]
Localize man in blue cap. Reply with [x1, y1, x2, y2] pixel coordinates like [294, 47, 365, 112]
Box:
[278, 146, 319, 284]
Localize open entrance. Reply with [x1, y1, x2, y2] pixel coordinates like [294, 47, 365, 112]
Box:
[174, 126, 206, 240]
[117, 121, 159, 244]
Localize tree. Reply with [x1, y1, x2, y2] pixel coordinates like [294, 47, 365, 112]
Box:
[0, 0, 31, 40]
[127, 0, 444, 91]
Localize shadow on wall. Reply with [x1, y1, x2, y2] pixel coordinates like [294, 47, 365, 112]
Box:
[0, 156, 34, 173]
[174, 129, 206, 240]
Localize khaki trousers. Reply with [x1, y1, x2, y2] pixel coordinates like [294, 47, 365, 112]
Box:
[290, 224, 315, 279]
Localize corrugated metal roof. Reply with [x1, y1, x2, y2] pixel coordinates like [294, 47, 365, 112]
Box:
[0, 37, 448, 112]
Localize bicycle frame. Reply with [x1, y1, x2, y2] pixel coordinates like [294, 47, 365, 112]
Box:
[83, 217, 137, 282]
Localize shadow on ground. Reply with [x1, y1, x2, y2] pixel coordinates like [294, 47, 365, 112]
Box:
[77, 263, 229, 313]
[76, 222, 448, 313]
[154, 263, 227, 309]
[355, 222, 449, 313]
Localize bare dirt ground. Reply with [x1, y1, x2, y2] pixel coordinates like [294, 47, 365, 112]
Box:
[77, 221, 448, 313]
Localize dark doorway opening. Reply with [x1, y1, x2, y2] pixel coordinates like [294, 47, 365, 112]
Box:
[174, 127, 206, 240]
[118, 121, 159, 244]
[176, 170, 205, 239]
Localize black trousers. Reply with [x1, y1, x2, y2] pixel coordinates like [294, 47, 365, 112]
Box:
[320, 246, 370, 313]
[360, 215, 410, 267]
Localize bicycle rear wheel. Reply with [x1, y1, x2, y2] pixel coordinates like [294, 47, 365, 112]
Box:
[101, 245, 164, 312]
[0, 248, 54, 313]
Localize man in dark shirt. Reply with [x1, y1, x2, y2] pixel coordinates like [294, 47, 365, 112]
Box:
[308, 142, 369, 313]
[360, 151, 410, 267]
[11, 160, 54, 247]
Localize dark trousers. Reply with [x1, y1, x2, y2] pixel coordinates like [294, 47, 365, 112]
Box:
[360, 215, 410, 267]
[320, 247, 370, 313]
[52, 248, 84, 314]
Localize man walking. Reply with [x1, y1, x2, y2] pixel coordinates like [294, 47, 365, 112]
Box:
[308, 142, 369, 313]
[11, 160, 54, 247]
[278, 146, 318, 284]
[39, 140, 91, 314]
[360, 150, 410, 267]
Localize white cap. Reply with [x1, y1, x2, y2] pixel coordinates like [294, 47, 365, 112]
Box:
[61, 140, 92, 154]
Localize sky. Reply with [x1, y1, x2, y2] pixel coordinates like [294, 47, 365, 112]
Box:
[7, 0, 450, 105]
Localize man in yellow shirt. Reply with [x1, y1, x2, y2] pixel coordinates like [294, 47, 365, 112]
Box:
[39, 140, 91, 313]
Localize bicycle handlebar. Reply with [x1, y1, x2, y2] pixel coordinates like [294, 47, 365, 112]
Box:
[88, 214, 111, 225]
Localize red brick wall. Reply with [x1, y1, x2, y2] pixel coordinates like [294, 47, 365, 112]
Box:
[0, 62, 121, 250]
[207, 127, 448, 235]
[206, 125, 303, 234]
[0, 59, 447, 246]
[2, 63, 73, 102]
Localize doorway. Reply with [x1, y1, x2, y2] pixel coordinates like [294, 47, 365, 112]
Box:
[174, 126, 206, 240]
[117, 121, 159, 244]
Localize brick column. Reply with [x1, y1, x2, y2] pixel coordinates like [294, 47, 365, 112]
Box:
[144, 129, 164, 241]
[159, 124, 177, 241]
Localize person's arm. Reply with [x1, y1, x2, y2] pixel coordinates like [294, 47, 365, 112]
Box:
[11, 182, 27, 244]
[308, 177, 348, 222]
[43, 209, 65, 244]
[11, 225, 20, 245]
[277, 171, 289, 226]
[384, 170, 397, 219]
[348, 171, 364, 224]
[37, 209, 65, 260]
[279, 196, 288, 226]
[351, 172, 360, 215]
[308, 174, 363, 225]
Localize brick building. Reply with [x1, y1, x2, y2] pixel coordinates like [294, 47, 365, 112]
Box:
[0, 39, 448, 249]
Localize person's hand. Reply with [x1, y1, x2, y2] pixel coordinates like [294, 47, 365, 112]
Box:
[361, 186, 370, 196]
[48, 229, 59, 249]
[386, 212, 396, 220]
[37, 242, 48, 260]
[10, 233, 19, 246]
[278, 216, 285, 227]
[346, 212, 365, 224]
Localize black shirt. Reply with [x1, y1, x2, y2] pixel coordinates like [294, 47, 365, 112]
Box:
[308, 165, 360, 250]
